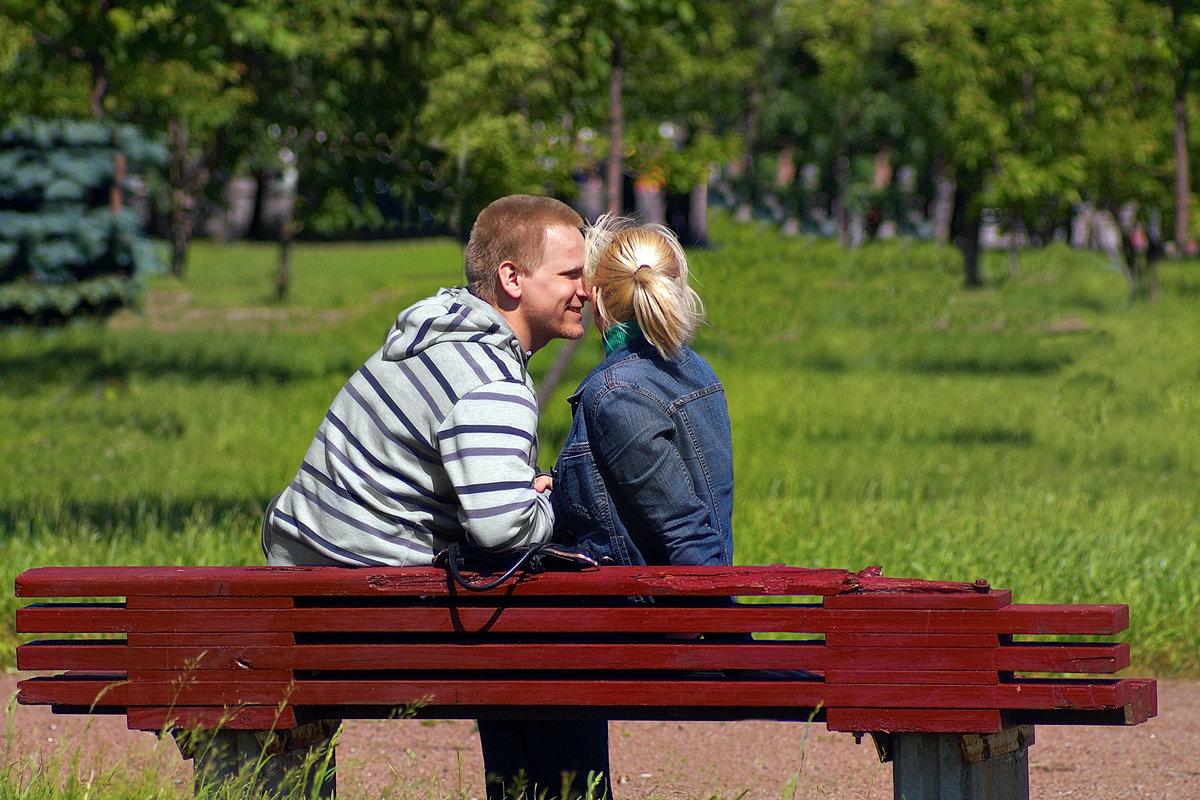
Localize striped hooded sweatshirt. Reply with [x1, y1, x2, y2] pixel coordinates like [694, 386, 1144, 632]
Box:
[265, 287, 554, 566]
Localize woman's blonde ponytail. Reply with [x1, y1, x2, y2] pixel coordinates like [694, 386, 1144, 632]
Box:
[585, 214, 704, 359]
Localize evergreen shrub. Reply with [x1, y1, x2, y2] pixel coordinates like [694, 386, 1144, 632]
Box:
[0, 117, 166, 324]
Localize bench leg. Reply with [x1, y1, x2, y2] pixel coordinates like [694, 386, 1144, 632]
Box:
[174, 723, 338, 799]
[890, 726, 1034, 800]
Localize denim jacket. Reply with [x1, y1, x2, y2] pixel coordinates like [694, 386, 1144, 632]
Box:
[551, 336, 734, 567]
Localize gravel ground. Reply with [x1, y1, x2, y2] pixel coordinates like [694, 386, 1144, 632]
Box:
[5, 674, 1194, 799]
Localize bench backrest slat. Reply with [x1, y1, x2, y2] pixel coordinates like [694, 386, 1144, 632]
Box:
[15, 565, 991, 599]
[17, 639, 1131, 675]
[17, 602, 1129, 637]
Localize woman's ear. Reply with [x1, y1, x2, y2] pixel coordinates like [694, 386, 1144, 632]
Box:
[496, 261, 522, 300]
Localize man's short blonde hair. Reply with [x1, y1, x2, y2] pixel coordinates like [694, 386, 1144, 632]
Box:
[464, 195, 584, 303]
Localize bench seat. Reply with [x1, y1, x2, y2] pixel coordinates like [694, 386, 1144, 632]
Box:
[16, 564, 1155, 732]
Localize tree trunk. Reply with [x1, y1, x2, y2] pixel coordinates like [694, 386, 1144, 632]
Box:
[1175, 86, 1191, 254]
[88, 60, 107, 119]
[276, 215, 295, 302]
[690, 179, 709, 247]
[951, 169, 984, 289]
[833, 151, 851, 247]
[168, 118, 194, 279]
[454, 141, 470, 239]
[606, 35, 624, 217]
[110, 134, 126, 216]
[247, 170, 271, 240]
[931, 156, 955, 245]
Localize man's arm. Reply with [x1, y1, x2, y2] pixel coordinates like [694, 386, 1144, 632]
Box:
[437, 381, 554, 551]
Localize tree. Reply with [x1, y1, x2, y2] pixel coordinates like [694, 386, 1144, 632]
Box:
[1075, 0, 1175, 298]
[615, 4, 745, 238]
[1162, 0, 1200, 254]
[215, 0, 446, 297]
[121, 6, 255, 277]
[537, 0, 726, 217]
[529, 0, 745, 402]
[0, 118, 166, 324]
[418, 0, 574, 235]
[0, 2, 258, 277]
[900, 0, 1120, 287]
[778, 0, 926, 245]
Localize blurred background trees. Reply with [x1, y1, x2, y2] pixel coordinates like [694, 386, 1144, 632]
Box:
[2, 0, 1200, 318]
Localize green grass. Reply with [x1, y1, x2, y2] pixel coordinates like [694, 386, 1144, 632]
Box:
[2, 219, 1198, 678]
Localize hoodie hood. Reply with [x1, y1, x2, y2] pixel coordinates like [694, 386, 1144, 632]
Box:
[382, 287, 522, 363]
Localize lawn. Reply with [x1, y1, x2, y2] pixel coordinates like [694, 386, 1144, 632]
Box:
[2, 215, 1197, 675]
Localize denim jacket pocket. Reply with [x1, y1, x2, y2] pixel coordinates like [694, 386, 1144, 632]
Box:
[552, 444, 636, 564]
[554, 441, 603, 517]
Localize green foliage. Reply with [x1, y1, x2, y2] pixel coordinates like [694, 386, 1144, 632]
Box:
[0, 118, 166, 324]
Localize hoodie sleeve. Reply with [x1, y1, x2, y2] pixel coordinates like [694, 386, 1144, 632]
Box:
[437, 380, 554, 551]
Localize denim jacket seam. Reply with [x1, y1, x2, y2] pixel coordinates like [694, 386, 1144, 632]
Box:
[587, 381, 669, 427]
[663, 383, 723, 416]
[675, 409, 729, 562]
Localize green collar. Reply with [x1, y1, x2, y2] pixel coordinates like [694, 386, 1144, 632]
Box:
[601, 320, 643, 355]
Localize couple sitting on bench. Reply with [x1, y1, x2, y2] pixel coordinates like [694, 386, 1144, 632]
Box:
[261, 194, 734, 800]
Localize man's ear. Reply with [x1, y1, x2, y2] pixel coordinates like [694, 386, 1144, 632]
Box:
[496, 262, 522, 301]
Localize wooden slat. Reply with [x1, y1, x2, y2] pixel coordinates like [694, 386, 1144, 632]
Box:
[995, 642, 1129, 674]
[997, 603, 1130, 635]
[827, 708, 1004, 733]
[824, 670, 998, 685]
[127, 632, 294, 647]
[17, 639, 125, 670]
[16, 603, 1131, 637]
[823, 589, 1012, 610]
[825, 632, 999, 648]
[127, 705, 296, 731]
[126, 596, 295, 610]
[13, 641, 982, 673]
[20, 639, 1129, 676]
[14, 565, 987, 599]
[17, 674, 1148, 713]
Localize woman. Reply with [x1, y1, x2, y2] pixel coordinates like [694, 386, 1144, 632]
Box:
[481, 217, 734, 800]
[552, 214, 734, 568]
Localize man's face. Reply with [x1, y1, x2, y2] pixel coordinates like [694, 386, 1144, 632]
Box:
[517, 224, 588, 353]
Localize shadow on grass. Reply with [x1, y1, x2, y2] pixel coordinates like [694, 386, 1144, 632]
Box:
[0, 332, 359, 392]
[901, 352, 1074, 375]
[800, 425, 1034, 447]
[0, 495, 269, 544]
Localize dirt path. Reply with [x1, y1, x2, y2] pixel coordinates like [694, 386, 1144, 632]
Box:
[5, 674, 1195, 799]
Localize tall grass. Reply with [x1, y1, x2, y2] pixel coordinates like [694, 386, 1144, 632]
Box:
[2, 219, 1197, 675]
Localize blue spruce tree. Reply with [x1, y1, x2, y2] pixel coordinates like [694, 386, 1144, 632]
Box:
[0, 118, 166, 325]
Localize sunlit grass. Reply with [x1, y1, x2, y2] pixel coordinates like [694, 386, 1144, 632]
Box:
[2, 215, 1197, 676]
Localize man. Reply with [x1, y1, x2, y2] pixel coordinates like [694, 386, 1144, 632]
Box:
[260, 193, 605, 800]
[262, 194, 587, 567]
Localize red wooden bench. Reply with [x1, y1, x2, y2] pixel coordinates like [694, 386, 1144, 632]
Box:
[15, 564, 1156, 800]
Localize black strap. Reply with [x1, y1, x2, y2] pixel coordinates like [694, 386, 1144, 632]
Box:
[440, 541, 544, 592]
[435, 541, 601, 591]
